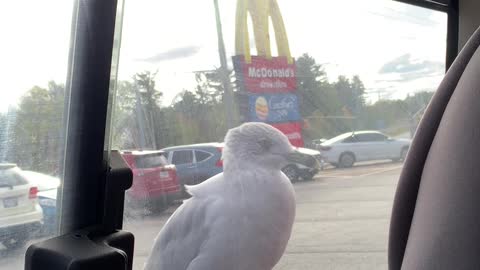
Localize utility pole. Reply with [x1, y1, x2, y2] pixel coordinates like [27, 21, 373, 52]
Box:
[213, 0, 235, 129]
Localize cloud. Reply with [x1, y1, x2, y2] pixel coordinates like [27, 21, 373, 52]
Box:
[370, 4, 440, 28]
[379, 53, 444, 82]
[137, 46, 201, 63]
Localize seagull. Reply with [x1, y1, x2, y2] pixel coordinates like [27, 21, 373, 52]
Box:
[144, 122, 297, 270]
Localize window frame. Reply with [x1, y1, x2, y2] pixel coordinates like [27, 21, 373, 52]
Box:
[394, 0, 458, 69]
[59, 0, 119, 234]
[170, 150, 195, 165]
[194, 150, 214, 164]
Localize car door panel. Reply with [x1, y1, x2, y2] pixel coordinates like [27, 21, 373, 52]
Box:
[170, 150, 196, 186]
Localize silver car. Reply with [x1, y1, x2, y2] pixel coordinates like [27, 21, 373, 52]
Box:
[318, 131, 411, 168]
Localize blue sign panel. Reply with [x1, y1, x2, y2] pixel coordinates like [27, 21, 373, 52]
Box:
[248, 94, 300, 123]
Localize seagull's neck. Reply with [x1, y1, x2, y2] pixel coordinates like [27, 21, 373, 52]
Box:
[223, 159, 273, 174]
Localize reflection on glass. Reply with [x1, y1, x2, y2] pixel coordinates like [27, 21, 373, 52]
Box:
[112, 0, 447, 269]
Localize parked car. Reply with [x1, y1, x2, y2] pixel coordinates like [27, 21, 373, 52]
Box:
[120, 150, 181, 210]
[318, 130, 411, 168]
[20, 170, 60, 236]
[0, 164, 43, 249]
[281, 147, 323, 182]
[309, 138, 327, 149]
[162, 143, 323, 184]
[161, 143, 224, 187]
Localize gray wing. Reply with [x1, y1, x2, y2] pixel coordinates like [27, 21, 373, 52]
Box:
[144, 172, 231, 270]
[144, 196, 215, 270]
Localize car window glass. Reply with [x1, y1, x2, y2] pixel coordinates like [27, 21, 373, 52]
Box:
[110, 1, 447, 269]
[342, 136, 358, 143]
[135, 154, 169, 168]
[171, 150, 193, 165]
[195, 151, 212, 162]
[0, 1, 72, 267]
[370, 133, 388, 141]
[357, 133, 387, 142]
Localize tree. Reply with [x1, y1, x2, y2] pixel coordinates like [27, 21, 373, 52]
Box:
[10, 82, 65, 174]
[296, 53, 339, 117]
[334, 75, 365, 115]
[169, 88, 227, 145]
[111, 80, 137, 149]
[296, 54, 367, 140]
[111, 71, 168, 150]
[0, 112, 9, 161]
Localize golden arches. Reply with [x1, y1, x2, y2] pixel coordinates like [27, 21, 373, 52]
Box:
[235, 0, 292, 64]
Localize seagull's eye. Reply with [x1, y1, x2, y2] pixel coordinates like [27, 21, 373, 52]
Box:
[257, 138, 273, 152]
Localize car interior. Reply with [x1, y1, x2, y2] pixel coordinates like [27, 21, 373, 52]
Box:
[1, 0, 480, 269]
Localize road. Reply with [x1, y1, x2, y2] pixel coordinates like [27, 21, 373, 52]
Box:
[0, 161, 402, 269]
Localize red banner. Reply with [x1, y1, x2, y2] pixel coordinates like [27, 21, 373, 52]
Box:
[233, 55, 297, 93]
[270, 122, 304, 147]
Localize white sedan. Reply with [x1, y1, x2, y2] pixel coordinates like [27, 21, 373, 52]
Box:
[318, 131, 411, 168]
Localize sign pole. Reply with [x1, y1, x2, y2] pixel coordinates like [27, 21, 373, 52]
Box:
[213, 0, 236, 129]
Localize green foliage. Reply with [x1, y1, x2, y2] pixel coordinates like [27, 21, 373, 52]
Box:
[111, 71, 168, 150]
[295, 54, 367, 141]
[296, 53, 338, 117]
[9, 82, 65, 174]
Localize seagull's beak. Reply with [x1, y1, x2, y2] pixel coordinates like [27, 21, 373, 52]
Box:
[284, 148, 300, 162]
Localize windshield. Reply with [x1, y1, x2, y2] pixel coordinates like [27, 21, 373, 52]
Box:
[0, 1, 72, 266]
[111, 1, 446, 269]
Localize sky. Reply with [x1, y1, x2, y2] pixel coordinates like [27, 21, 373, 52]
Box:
[0, 0, 447, 112]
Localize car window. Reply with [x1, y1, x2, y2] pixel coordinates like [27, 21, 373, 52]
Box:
[0, 1, 72, 267]
[342, 136, 358, 143]
[371, 133, 388, 141]
[110, 1, 447, 269]
[195, 150, 212, 163]
[356, 133, 388, 142]
[171, 150, 194, 165]
[135, 154, 169, 168]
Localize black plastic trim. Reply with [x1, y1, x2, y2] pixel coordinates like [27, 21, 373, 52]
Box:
[394, 0, 449, 12]
[60, 0, 118, 234]
[446, 0, 459, 70]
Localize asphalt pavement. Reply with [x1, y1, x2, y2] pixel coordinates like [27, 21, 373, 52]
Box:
[0, 161, 402, 270]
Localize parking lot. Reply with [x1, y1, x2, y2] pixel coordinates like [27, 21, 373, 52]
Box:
[0, 161, 402, 269]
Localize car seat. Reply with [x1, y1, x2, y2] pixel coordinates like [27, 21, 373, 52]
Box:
[389, 26, 480, 269]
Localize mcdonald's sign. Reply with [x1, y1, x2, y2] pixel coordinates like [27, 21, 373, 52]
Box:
[233, 0, 304, 147]
[233, 55, 297, 93]
[271, 122, 304, 148]
[248, 94, 300, 123]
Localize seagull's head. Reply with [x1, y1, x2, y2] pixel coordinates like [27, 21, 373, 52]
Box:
[223, 122, 297, 170]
